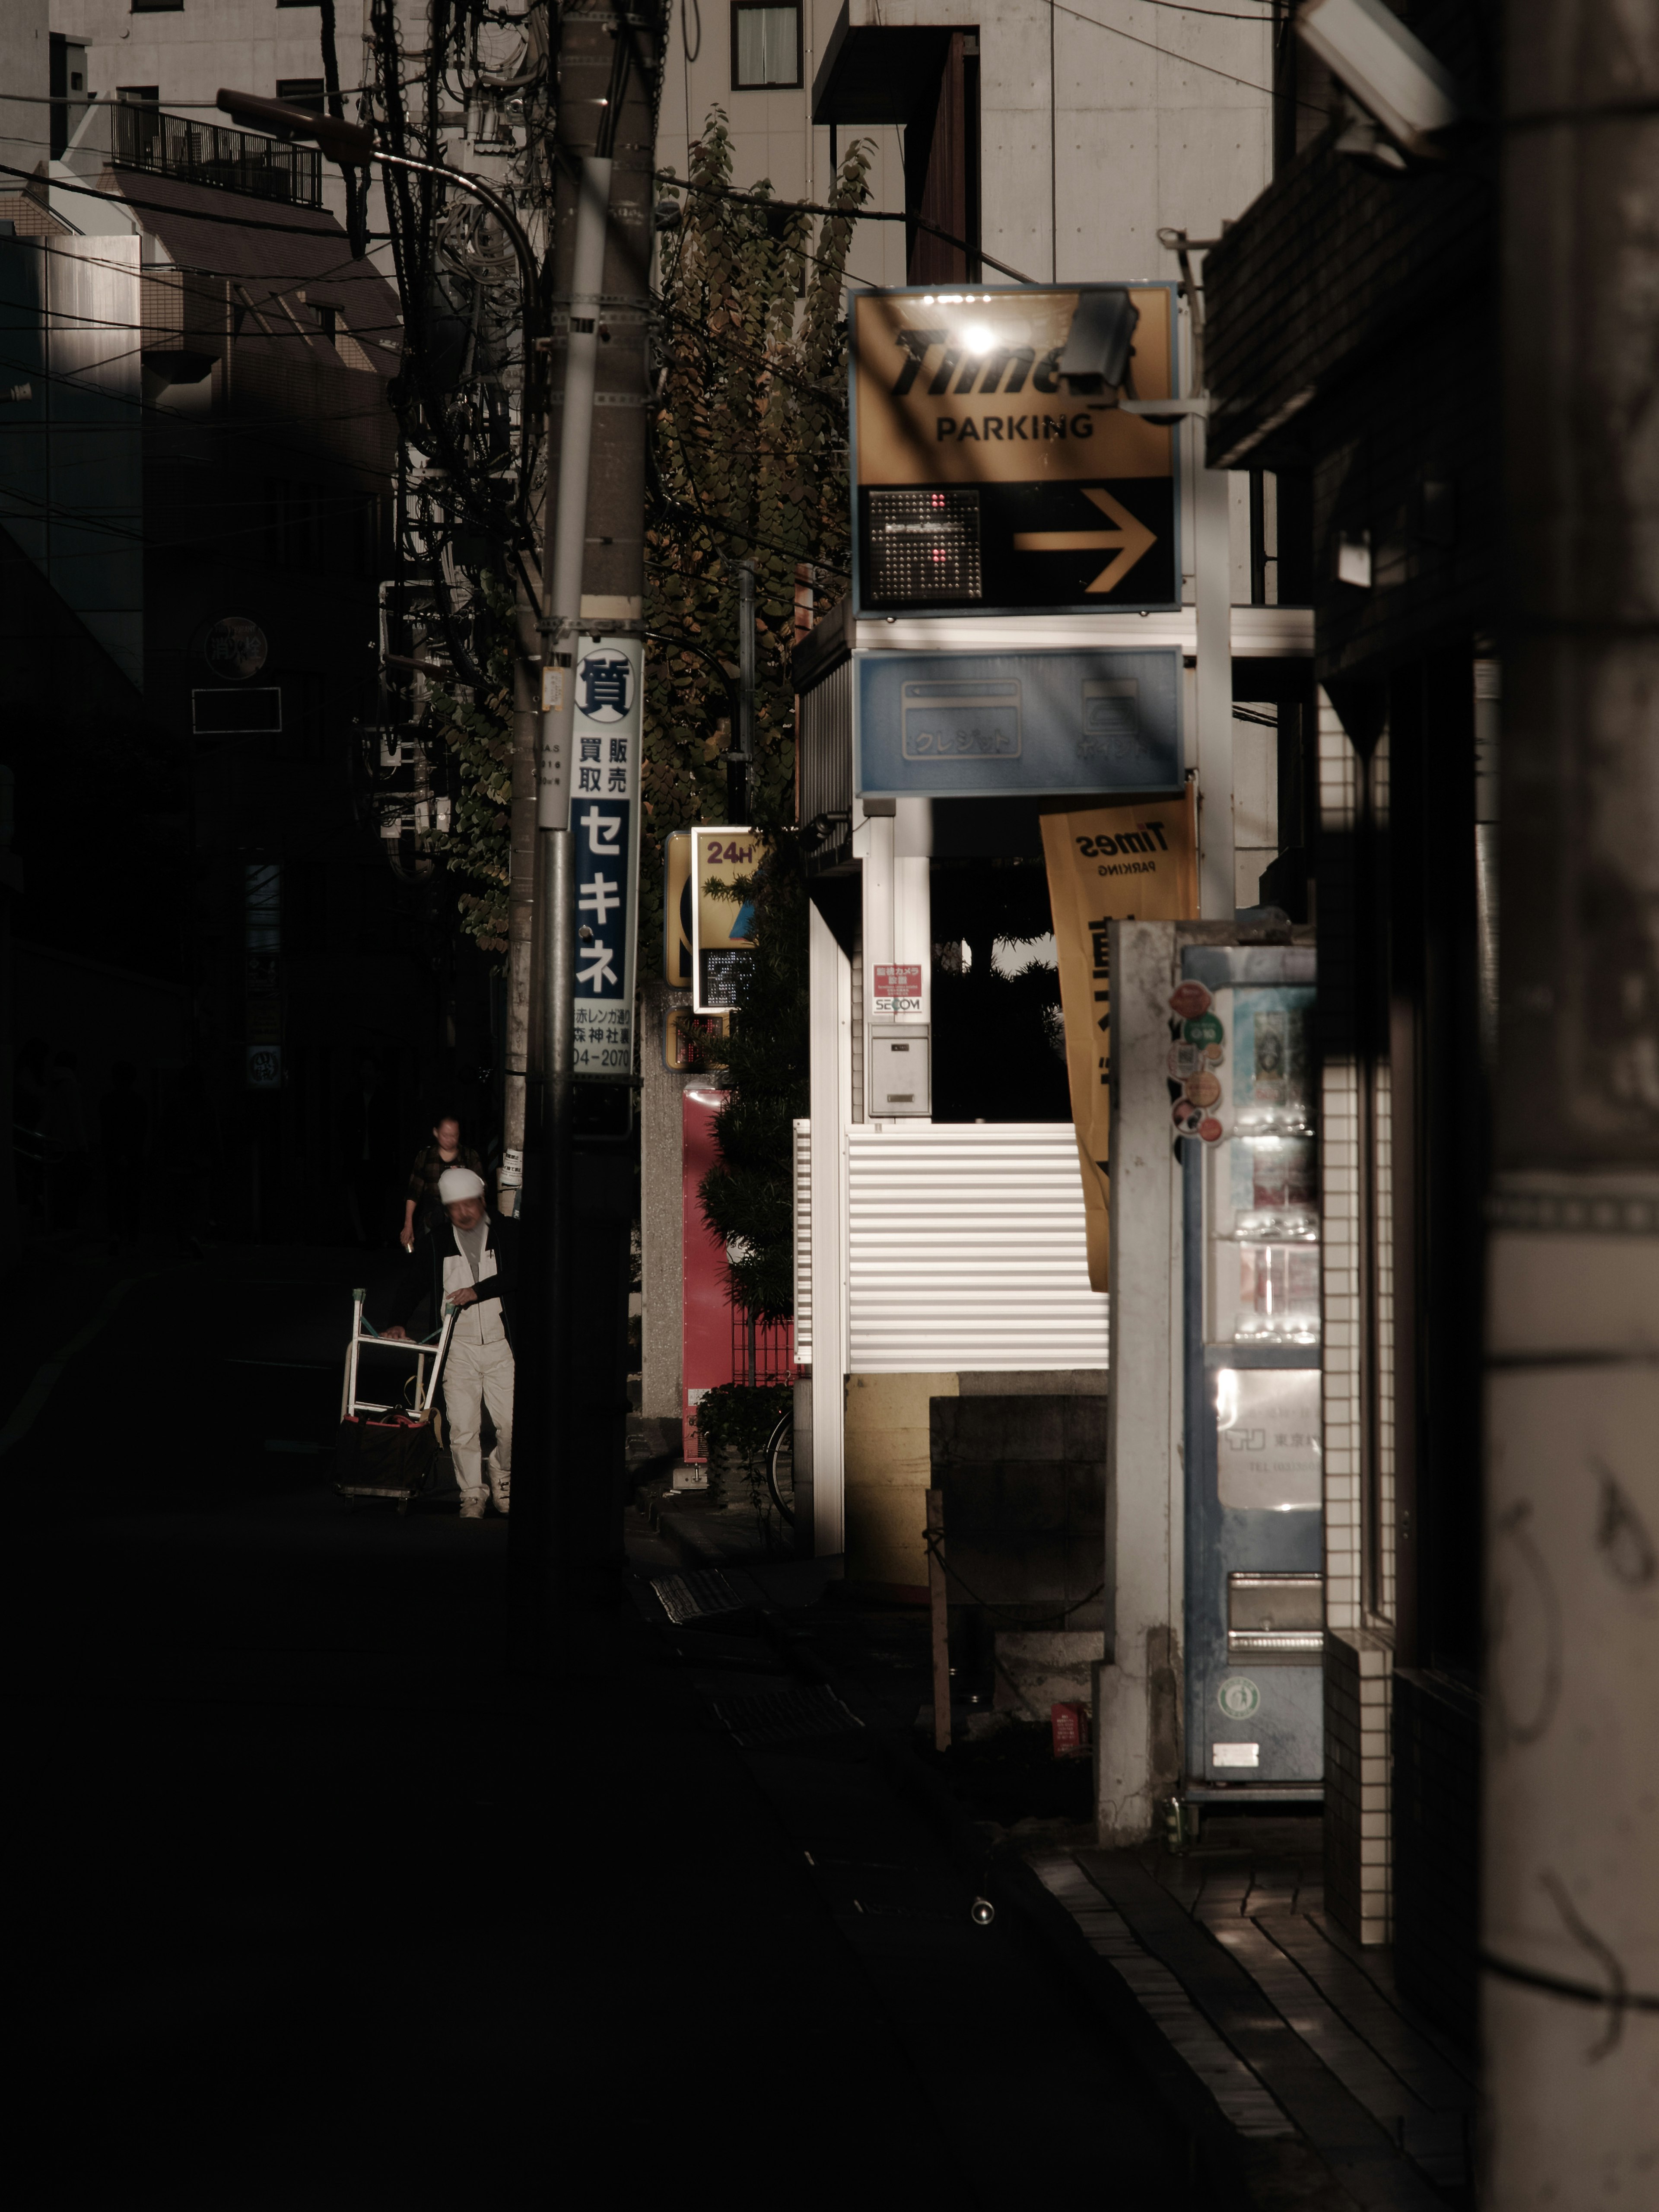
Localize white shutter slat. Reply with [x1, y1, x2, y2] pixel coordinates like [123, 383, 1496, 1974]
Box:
[846, 1123, 1109, 1375]
[792, 1117, 812, 1365]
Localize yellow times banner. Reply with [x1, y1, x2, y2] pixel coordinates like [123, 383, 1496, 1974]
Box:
[1040, 789, 1198, 1290]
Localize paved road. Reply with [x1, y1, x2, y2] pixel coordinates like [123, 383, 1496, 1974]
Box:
[22, 1241, 1201, 2207]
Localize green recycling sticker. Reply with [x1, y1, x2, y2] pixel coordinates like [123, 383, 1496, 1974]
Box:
[1184, 1013, 1224, 1049]
[1217, 1677, 1261, 1720]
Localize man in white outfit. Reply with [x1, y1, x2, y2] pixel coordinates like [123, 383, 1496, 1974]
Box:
[381, 1166, 518, 1520]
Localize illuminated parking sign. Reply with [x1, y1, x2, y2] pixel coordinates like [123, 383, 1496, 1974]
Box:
[850, 283, 1181, 617]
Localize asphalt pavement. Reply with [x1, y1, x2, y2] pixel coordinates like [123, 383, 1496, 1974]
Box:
[20, 1237, 1207, 2208]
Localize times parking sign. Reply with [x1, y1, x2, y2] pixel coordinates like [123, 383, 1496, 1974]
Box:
[850, 283, 1181, 618]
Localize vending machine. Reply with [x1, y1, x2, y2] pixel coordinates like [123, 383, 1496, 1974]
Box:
[1177, 942, 1323, 1799]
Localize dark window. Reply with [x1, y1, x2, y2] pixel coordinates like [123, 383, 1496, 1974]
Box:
[265, 480, 323, 569]
[730, 4, 802, 90]
[266, 481, 381, 575]
[276, 79, 327, 116]
[130, 2, 184, 14]
[273, 674, 329, 766]
[928, 858, 1070, 1124]
[117, 87, 160, 104]
[906, 30, 981, 286]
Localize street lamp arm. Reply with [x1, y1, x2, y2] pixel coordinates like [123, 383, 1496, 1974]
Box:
[214, 89, 542, 315]
[641, 627, 740, 727]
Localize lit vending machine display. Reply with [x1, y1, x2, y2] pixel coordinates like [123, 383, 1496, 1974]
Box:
[1178, 946, 1323, 1798]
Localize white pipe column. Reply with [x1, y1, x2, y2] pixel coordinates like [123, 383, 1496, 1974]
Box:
[1098, 920, 1185, 1843]
[807, 899, 850, 1557]
[1192, 417, 1235, 919]
[861, 808, 895, 1061]
[894, 856, 932, 1028]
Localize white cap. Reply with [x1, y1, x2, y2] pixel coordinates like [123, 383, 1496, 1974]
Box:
[438, 1166, 486, 1206]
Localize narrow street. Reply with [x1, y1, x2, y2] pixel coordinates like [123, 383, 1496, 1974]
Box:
[24, 1245, 1200, 2207]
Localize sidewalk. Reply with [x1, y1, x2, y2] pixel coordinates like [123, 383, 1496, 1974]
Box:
[23, 1266, 1213, 2206]
[642, 1487, 1476, 2212]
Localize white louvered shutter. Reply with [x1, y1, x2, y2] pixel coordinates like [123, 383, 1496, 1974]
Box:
[846, 1124, 1109, 1374]
[792, 1118, 812, 1363]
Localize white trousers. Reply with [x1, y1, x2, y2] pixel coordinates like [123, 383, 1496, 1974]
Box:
[442, 1333, 514, 1507]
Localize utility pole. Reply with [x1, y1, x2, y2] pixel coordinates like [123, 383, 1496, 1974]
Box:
[511, 0, 662, 1639]
[731, 557, 755, 820]
[1484, 8, 1659, 2203]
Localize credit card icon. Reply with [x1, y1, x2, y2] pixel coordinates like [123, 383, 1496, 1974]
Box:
[1077, 678, 1147, 763]
[900, 680, 1022, 760]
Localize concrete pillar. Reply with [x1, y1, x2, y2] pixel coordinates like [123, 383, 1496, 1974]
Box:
[638, 977, 689, 1457]
[1193, 425, 1235, 921]
[1097, 920, 1185, 1843]
[1485, 8, 1659, 2199]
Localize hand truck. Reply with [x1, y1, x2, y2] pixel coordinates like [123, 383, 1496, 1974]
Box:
[334, 1287, 458, 1513]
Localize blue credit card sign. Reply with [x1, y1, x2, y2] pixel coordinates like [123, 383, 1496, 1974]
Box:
[855, 647, 1182, 796]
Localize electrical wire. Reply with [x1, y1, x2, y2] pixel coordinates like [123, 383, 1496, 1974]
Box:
[1048, 0, 1329, 115]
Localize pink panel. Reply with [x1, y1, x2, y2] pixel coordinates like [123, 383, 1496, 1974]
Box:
[681, 1085, 733, 1460]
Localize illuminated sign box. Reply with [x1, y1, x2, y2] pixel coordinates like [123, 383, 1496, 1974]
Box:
[854, 647, 1182, 798]
[850, 282, 1181, 618]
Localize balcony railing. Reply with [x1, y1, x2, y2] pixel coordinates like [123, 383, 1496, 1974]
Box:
[111, 102, 324, 210]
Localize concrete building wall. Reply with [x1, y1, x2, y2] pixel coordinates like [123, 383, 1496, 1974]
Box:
[639, 979, 692, 1441]
[659, 0, 1275, 292]
[2, 0, 50, 185]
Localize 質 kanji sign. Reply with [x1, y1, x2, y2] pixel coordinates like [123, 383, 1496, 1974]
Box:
[572, 636, 642, 1081]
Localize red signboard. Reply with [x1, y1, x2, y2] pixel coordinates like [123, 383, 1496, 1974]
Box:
[681, 1086, 733, 1460]
[874, 962, 922, 1012]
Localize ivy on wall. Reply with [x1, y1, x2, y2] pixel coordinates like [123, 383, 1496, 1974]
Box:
[638, 114, 871, 971]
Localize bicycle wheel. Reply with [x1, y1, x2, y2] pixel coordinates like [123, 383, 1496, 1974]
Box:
[765, 1409, 796, 1526]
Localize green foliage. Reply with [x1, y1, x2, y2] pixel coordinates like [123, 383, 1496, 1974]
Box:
[640, 115, 871, 968]
[696, 1376, 792, 1521]
[648, 117, 868, 1325]
[426, 575, 515, 955]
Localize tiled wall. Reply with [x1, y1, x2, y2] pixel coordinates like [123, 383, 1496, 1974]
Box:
[1318, 693, 1394, 1945]
[1326, 1629, 1394, 1944]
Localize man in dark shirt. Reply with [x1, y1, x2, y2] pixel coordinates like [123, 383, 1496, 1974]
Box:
[400, 1114, 485, 1251]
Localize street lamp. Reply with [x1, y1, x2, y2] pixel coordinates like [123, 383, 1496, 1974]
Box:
[217, 88, 543, 493]
[216, 89, 540, 301]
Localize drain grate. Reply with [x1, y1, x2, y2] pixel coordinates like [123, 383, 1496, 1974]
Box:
[711, 1684, 865, 1749]
[650, 1570, 748, 1624]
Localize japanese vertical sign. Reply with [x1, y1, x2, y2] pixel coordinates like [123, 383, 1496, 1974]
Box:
[1041, 788, 1199, 1290]
[571, 637, 642, 1081]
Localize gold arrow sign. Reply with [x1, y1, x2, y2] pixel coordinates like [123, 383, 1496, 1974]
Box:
[1012, 488, 1157, 595]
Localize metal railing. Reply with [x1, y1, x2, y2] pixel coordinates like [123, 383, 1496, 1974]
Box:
[111, 102, 324, 210]
[729, 1301, 795, 1389]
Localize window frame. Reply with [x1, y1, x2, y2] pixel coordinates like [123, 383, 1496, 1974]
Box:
[729, 2, 803, 92]
[275, 78, 328, 117]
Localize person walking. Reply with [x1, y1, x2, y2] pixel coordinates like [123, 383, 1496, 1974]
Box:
[381, 1166, 517, 1520]
[400, 1112, 484, 1252]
